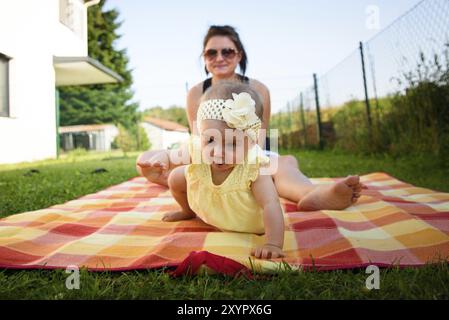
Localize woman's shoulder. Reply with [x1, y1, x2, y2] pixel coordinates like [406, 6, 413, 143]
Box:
[248, 78, 270, 93]
[186, 82, 204, 112]
[246, 78, 270, 107]
[188, 82, 204, 98]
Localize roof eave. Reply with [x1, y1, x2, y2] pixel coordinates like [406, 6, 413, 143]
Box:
[54, 56, 124, 87]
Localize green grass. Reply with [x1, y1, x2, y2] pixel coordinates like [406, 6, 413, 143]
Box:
[0, 151, 140, 218]
[288, 148, 449, 193]
[0, 263, 448, 299]
[0, 149, 448, 299]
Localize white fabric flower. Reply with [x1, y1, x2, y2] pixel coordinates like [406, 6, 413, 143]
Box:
[246, 144, 270, 166]
[222, 92, 258, 130]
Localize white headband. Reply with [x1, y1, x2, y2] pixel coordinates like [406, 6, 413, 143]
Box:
[197, 92, 261, 141]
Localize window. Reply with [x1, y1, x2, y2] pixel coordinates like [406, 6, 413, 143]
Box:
[59, 0, 84, 39]
[59, 0, 71, 26]
[0, 53, 9, 117]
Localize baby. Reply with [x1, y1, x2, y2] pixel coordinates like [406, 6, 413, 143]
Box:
[139, 82, 363, 260]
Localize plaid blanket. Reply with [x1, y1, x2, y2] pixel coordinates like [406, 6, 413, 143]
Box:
[0, 172, 448, 275]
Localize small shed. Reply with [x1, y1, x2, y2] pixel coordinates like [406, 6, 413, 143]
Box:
[59, 123, 119, 152]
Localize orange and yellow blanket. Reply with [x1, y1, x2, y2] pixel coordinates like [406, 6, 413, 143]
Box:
[1, 172, 448, 275]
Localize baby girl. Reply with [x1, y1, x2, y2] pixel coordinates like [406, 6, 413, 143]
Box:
[139, 82, 363, 260]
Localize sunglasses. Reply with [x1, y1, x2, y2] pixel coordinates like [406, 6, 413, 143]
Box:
[203, 48, 238, 60]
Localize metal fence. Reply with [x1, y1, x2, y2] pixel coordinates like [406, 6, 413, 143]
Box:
[274, 0, 449, 151]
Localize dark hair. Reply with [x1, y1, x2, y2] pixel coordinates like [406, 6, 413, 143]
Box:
[202, 25, 248, 76]
[201, 81, 263, 121]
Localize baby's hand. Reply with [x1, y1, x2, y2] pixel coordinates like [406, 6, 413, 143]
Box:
[137, 157, 169, 182]
[251, 244, 285, 260]
[162, 210, 196, 222]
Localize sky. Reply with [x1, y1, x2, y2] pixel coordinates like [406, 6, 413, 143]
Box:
[103, 0, 423, 113]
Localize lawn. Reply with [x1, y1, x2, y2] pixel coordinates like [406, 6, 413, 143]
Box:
[0, 150, 141, 218]
[0, 149, 448, 299]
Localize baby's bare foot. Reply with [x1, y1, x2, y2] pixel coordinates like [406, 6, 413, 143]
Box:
[297, 175, 362, 211]
[162, 210, 196, 222]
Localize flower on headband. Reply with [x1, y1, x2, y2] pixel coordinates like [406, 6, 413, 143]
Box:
[222, 92, 259, 130]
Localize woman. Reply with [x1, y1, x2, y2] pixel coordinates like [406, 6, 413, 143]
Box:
[136, 25, 317, 205]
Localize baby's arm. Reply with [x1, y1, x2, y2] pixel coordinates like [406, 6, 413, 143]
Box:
[251, 173, 285, 259]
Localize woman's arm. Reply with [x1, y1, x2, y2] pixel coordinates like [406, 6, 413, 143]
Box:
[260, 86, 271, 132]
[250, 79, 271, 131]
[249, 79, 271, 150]
[251, 172, 285, 259]
[186, 84, 203, 136]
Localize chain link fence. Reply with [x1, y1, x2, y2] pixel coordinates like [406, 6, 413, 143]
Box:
[274, 0, 449, 156]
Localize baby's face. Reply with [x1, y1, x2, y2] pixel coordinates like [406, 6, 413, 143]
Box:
[200, 120, 252, 171]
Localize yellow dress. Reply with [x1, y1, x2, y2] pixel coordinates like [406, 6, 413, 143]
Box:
[185, 136, 271, 234]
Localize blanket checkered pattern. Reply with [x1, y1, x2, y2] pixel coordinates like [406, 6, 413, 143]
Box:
[0, 172, 448, 275]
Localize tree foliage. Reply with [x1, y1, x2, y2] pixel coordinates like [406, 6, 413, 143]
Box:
[59, 0, 138, 129]
[143, 105, 189, 128]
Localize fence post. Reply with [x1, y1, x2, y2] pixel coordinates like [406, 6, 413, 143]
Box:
[55, 88, 60, 159]
[286, 102, 292, 149]
[313, 73, 324, 150]
[359, 41, 373, 141]
[299, 92, 307, 146]
[366, 43, 382, 134]
[286, 102, 292, 130]
[136, 119, 141, 151]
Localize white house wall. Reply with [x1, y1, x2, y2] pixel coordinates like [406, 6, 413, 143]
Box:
[103, 126, 119, 151]
[54, 0, 88, 57]
[141, 122, 189, 150]
[0, 0, 88, 164]
[141, 123, 163, 150]
[161, 130, 190, 149]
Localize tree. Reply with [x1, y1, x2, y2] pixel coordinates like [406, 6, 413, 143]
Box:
[59, 0, 138, 129]
[114, 124, 134, 156]
[143, 105, 189, 128]
[113, 124, 151, 154]
[136, 125, 151, 151]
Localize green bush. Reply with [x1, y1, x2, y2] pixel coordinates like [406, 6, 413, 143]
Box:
[113, 124, 151, 155]
[135, 125, 151, 151]
[329, 49, 449, 159]
[332, 100, 370, 153]
[382, 81, 448, 158]
[114, 124, 135, 155]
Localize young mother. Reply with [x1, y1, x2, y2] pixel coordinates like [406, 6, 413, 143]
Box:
[136, 25, 322, 206]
